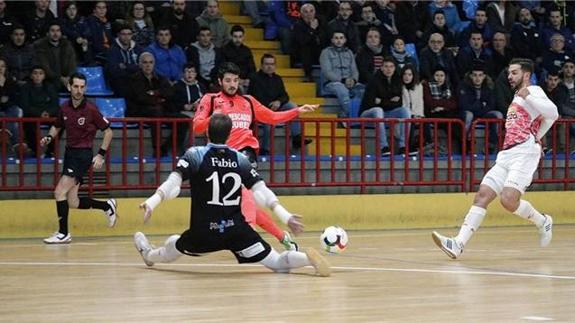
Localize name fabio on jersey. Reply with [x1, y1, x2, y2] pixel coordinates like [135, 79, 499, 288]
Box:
[211, 157, 238, 168]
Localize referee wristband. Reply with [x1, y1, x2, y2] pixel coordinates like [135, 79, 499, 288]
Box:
[97, 148, 107, 157]
[45, 135, 53, 142]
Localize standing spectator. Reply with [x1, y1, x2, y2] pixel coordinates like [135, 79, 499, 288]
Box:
[326, 1, 361, 53]
[355, 4, 381, 44]
[0, 58, 23, 154]
[221, 25, 256, 93]
[401, 64, 425, 151]
[458, 8, 494, 48]
[1, 25, 34, 86]
[33, 22, 77, 91]
[395, 0, 428, 45]
[125, 1, 155, 48]
[0, 0, 16, 45]
[419, 33, 458, 86]
[20, 66, 59, 157]
[490, 31, 513, 78]
[541, 7, 574, 52]
[360, 57, 410, 156]
[356, 28, 385, 86]
[40, 73, 117, 244]
[25, 0, 55, 43]
[85, 1, 113, 65]
[61, 2, 91, 66]
[171, 64, 204, 117]
[511, 8, 544, 63]
[458, 62, 502, 153]
[159, 0, 199, 49]
[456, 32, 494, 79]
[320, 30, 364, 125]
[486, 0, 519, 34]
[196, 0, 231, 49]
[107, 24, 144, 97]
[146, 27, 187, 84]
[391, 36, 417, 71]
[186, 27, 222, 91]
[292, 3, 323, 82]
[248, 54, 311, 155]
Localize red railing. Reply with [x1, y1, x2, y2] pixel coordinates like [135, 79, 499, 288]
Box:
[1, 117, 573, 193]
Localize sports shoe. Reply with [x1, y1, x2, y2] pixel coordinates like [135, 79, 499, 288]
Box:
[134, 232, 154, 267]
[280, 231, 299, 251]
[43, 232, 72, 244]
[105, 199, 118, 228]
[305, 248, 331, 277]
[538, 214, 553, 247]
[431, 231, 463, 259]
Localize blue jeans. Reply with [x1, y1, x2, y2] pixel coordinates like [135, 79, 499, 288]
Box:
[258, 102, 300, 153]
[0, 105, 23, 146]
[462, 110, 504, 144]
[360, 106, 410, 149]
[324, 82, 365, 118]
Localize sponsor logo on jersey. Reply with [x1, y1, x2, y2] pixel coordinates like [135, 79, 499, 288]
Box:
[209, 219, 235, 233]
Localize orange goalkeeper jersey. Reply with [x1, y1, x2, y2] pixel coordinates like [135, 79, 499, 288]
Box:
[193, 92, 299, 151]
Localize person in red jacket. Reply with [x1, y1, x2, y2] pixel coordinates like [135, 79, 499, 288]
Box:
[194, 62, 317, 250]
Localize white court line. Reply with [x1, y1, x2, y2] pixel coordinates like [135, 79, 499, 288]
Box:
[521, 316, 554, 321]
[1, 261, 574, 281]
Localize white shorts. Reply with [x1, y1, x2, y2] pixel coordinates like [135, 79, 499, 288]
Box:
[481, 136, 542, 195]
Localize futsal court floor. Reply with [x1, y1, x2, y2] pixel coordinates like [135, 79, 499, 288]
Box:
[1, 226, 574, 322]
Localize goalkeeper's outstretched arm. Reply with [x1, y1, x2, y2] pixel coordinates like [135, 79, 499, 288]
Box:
[140, 171, 183, 223]
[251, 180, 304, 234]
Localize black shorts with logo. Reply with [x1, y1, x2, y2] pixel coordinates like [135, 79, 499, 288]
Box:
[62, 148, 93, 184]
[175, 221, 272, 263]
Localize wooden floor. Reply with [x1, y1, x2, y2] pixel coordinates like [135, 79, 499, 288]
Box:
[1, 226, 575, 322]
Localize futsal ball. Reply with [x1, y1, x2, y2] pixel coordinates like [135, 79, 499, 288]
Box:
[320, 226, 348, 253]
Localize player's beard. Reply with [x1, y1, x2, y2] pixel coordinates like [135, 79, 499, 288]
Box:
[222, 86, 237, 96]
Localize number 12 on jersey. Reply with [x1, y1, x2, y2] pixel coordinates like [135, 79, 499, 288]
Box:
[206, 171, 242, 206]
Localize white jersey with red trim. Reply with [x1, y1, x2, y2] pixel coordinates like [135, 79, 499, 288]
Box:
[503, 86, 559, 150]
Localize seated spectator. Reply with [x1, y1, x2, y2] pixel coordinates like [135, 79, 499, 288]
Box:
[490, 31, 513, 78]
[248, 53, 311, 155]
[0, 0, 16, 45]
[33, 22, 77, 91]
[542, 69, 573, 153]
[542, 33, 572, 77]
[1, 25, 34, 86]
[458, 62, 502, 153]
[159, 0, 199, 49]
[171, 64, 204, 117]
[186, 27, 222, 92]
[494, 67, 513, 115]
[265, 0, 295, 55]
[125, 1, 155, 48]
[106, 24, 144, 97]
[359, 57, 410, 156]
[558, 60, 575, 152]
[421, 10, 457, 51]
[401, 64, 425, 151]
[390, 36, 417, 71]
[486, 0, 519, 34]
[0, 58, 23, 154]
[126, 52, 187, 157]
[541, 7, 574, 52]
[221, 25, 256, 93]
[419, 33, 458, 86]
[320, 30, 364, 125]
[61, 2, 91, 66]
[456, 32, 494, 79]
[395, 0, 428, 45]
[20, 65, 58, 157]
[355, 4, 381, 44]
[372, 0, 398, 48]
[511, 8, 544, 63]
[326, 1, 361, 53]
[428, 0, 465, 34]
[25, 0, 55, 43]
[146, 27, 186, 84]
[458, 8, 494, 48]
[356, 27, 385, 86]
[292, 3, 324, 82]
[85, 1, 113, 65]
[196, 0, 231, 48]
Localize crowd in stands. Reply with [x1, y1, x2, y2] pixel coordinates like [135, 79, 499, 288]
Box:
[0, 0, 575, 158]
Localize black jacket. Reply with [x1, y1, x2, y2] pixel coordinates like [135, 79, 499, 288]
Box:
[360, 70, 403, 113]
[126, 71, 174, 117]
[220, 42, 256, 79]
[248, 70, 290, 107]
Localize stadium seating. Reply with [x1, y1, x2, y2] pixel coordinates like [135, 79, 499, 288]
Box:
[76, 66, 114, 96]
[94, 97, 126, 128]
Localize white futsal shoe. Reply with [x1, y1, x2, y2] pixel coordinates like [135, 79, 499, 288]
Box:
[432, 231, 463, 259]
[105, 199, 118, 228]
[134, 232, 154, 267]
[305, 248, 331, 277]
[538, 214, 553, 247]
[43, 232, 72, 244]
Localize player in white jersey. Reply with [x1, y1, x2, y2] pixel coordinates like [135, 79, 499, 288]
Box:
[431, 58, 559, 259]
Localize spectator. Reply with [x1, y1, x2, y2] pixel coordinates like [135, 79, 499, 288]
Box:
[486, 0, 519, 34]
[125, 1, 155, 48]
[458, 8, 494, 48]
[355, 4, 382, 44]
[542, 33, 572, 76]
[248, 53, 311, 155]
[265, 0, 295, 55]
[171, 63, 204, 117]
[542, 69, 573, 153]
[159, 0, 199, 49]
[107, 24, 144, 97]
[0, 58, 23, 154]
[195, 0, 231, 48]
[395, 0, 428, 45]
[85, 1, 113, 65]
[326, 1, 361, 53]
[401, 64, 425, 151]
[559, 60, 575, 152]
[456, 32, 494, 79]
[490, 31, 513, 78]
[541, 7, 574, 52]
[221, 25, 256, 93]
[356, 28, 385, 85]
[1, 25, 34, 86]
[373, 0, 399, 48]
[0, 0, 16, 45]
[421, 10, 457, 50]
[419, 33, 458, 86]
[359, 57, 410, 156]
[292, 3, 323, 82]
[511, 8, 544, 63]
[33, 22, 77, 91]
[428, 0, 464, 34]
[20, 65, 58, 157]
[320, 30, 364, 125]
[146, 27, 187, 84]
[126, 52, 187, 157]
[458, 62, 502, 153]
[391, 36, 417, 71]
[494, 67, 513, 115]
[61, 2, 91, 66]
[185, 27, 222, 91]
[25, 0, 55, 43]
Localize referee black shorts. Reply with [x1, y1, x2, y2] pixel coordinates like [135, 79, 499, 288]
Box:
[62, 148, 93, 185]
